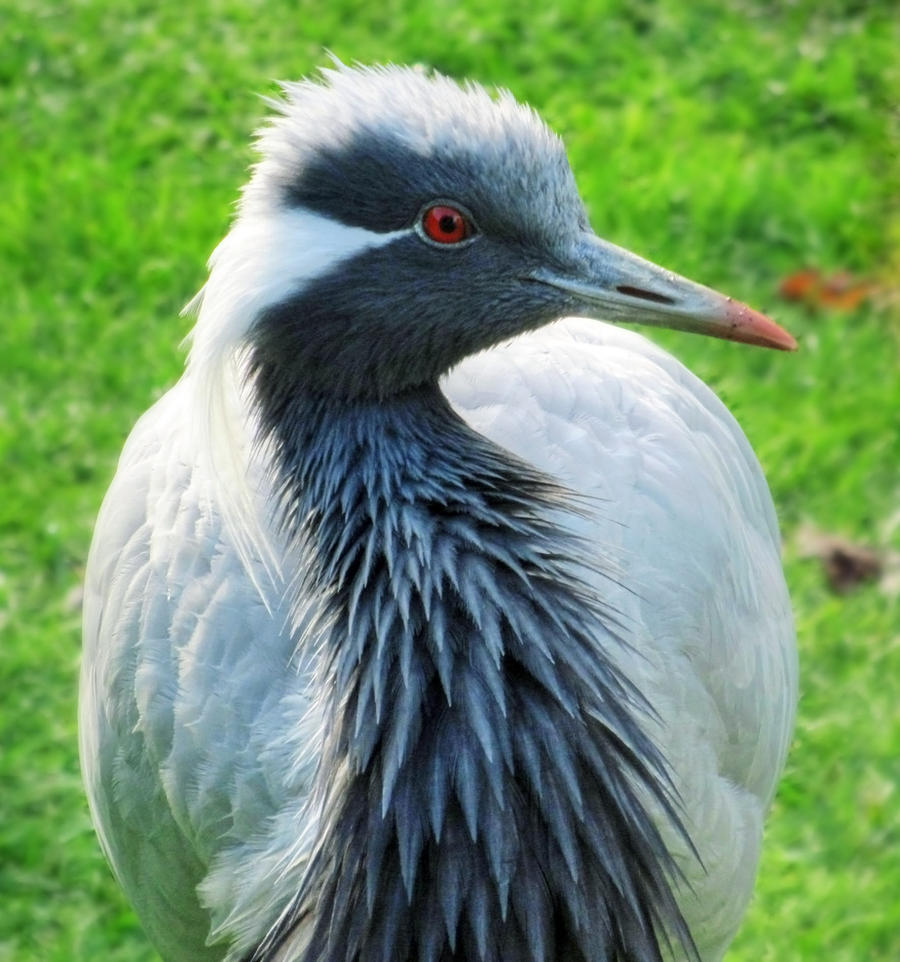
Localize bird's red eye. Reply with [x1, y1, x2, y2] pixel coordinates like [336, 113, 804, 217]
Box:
[420, 205, 473, 245]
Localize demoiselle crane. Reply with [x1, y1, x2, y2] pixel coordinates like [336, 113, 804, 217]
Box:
[80, 64, 797, 962]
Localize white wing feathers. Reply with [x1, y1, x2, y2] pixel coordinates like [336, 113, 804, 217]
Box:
[447, 320, 795, 959]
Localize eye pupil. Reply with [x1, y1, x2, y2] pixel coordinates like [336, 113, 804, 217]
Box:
[421, 204, 473, 245]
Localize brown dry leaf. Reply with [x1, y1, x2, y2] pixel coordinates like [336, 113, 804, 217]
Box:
[778, 268, 875, 312]
[795, 524, 883, 594]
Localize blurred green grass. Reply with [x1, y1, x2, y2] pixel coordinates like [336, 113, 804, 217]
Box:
[1, 0, 898, 959]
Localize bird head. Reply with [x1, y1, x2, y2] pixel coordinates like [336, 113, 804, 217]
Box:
[190, 63, 795, 401]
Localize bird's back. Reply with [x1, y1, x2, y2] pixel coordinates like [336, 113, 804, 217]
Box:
[80, 318, 795, 962]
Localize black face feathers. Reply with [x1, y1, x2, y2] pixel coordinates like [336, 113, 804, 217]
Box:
[240, 65, 595, 399]
[250, 233, 567, 399]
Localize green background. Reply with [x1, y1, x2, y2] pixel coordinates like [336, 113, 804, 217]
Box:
[2, 0, 898, 959]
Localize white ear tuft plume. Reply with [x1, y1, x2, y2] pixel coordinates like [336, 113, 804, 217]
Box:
[184, 206, 408, 596]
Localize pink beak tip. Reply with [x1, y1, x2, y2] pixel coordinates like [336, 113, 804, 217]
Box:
[724, 299, 798, 352]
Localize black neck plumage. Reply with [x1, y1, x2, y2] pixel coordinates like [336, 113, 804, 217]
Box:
[246, 362, 694, 962]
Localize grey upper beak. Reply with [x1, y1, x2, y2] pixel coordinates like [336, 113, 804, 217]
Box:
[531, 234, 797, 351]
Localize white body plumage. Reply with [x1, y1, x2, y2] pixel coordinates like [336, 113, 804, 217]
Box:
[81, 319, 795, 961]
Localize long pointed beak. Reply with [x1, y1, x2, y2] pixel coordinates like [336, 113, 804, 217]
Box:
[531, 234, 797, 351]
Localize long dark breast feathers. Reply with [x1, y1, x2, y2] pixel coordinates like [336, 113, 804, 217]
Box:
[245, 383, 698, 962]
